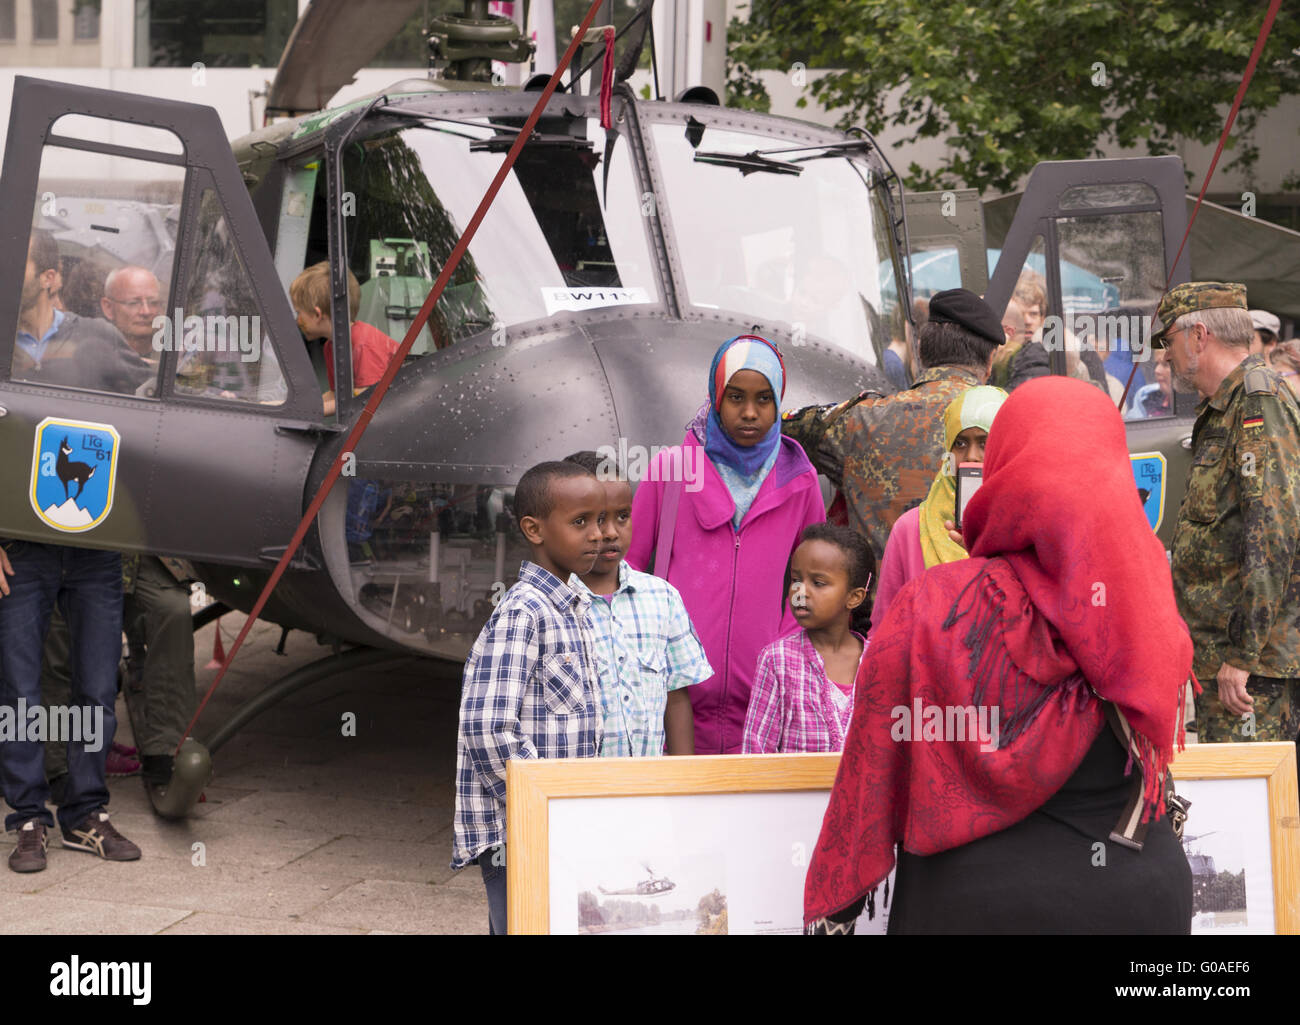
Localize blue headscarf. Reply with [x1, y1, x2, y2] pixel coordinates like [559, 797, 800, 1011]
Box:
[701, 335, 786, 524]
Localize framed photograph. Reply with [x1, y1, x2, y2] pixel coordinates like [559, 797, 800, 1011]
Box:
[1170, 742, 1299, 934]
[505, 753, 893, 935]
[505, 743, 1298, 934]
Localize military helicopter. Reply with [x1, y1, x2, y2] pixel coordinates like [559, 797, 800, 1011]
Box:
[599, 863, 676, 897]
[0, 0, 1194, 815]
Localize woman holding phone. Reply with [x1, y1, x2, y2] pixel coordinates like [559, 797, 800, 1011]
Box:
[869, 385, 1007, 640]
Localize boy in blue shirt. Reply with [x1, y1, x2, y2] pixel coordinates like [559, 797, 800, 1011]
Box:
[452, 460, 607, 934]
[565, 451, 711, 757]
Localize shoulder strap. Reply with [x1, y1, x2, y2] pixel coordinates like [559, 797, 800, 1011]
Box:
[1105, 703, 1188, 851]
[653, 476, 683, 579]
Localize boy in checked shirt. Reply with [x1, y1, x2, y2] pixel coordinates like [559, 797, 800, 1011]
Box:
[565, 452, 711, 757]
[452, 460, 606, 934]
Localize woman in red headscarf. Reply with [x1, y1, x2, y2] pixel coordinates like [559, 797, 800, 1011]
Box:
[804, 377, 1195, 934]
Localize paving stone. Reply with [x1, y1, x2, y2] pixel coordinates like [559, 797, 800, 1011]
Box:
[303, 878, 487, 935]
[158, 911, 363, 935]
[288, 834, 457, 885]
[43, 858, 357, 920]
[0, 894, 188, 935]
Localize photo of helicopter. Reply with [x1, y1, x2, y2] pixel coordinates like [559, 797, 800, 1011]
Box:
[598, 863, 676, 897]
[0, 0, 1199, 816]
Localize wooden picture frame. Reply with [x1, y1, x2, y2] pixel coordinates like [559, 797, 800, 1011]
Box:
[1170, 741, 1299, 934]
[505, 742, 1298, 934]
[506, 753, 840, 935]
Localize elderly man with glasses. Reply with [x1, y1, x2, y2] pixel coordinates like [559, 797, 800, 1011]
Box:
[1157, 282, 1300, 751]
[100, 266, 164, 359]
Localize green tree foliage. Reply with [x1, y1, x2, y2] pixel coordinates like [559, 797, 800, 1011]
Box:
[727, 0, 1300, 193]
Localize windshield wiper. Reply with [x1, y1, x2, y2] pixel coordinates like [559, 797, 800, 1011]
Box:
[691, 139, 877, 176]
[692, 151, 803, 176]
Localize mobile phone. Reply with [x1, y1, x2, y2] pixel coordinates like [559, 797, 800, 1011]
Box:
[953, 463, 983, 530]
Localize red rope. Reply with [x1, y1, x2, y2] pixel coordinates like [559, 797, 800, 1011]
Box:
[599, 26, 616, 129]
[176, 0, 612, 752]
[1118, 0, 1282, 411]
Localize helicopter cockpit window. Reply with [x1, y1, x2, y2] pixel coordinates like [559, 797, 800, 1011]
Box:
[342, 116, 659, 352]
[12, 143, 183, 397]
[172, 188, 287, 405]
[648, 122, 899, 365]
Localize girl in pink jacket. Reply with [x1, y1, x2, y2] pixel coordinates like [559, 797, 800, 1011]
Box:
[626, 335, 825, 753]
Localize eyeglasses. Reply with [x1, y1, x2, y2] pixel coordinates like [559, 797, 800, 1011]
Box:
[107, 297, 162, 311]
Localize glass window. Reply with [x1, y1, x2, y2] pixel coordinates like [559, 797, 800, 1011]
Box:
[172, 189, 286, 405]
[139, 0, 296, 67]
[1054, 211, 1168, 416]
[31, 0, 56, 40]
[649, 121, 900, 367]
[12, 143, 184, 397]
[1059, 183, 1157, 211]
[0, 1, 15, 41]
[342, 115, 659, 353]
[73, 0, 99, 41]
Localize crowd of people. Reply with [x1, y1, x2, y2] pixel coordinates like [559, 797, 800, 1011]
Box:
[453, 282, 1300, 936]
[0, 232, 401, 874]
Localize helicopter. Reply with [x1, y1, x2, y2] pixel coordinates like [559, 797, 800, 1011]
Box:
[599, 863, 676, 897]
[0, 0, 1196, 816]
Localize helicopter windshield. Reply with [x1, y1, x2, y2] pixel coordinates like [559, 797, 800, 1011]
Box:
[649, 121, 902, 365]
[342, 116, 659, 352]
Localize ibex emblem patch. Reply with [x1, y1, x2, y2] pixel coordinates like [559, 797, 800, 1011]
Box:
[30, 417, 120, 533]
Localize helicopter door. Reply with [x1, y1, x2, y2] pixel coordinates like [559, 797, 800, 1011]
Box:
[984, 155, 1195, 546]
[903, 187, 989, 297]
[0, 76, 322, 566]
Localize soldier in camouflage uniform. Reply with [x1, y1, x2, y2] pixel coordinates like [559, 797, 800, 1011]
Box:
[782, 288, 1004, 569]
[1159, 282, 1300, 744]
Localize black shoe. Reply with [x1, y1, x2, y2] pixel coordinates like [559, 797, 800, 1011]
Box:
[47, 774, 68, 806]
[61, 809, 141, 861]
[141, 755, 174, 786]
[9, 820, 48, 873]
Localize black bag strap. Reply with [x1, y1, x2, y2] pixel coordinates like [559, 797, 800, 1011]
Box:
[1105, 702, 1190, 851]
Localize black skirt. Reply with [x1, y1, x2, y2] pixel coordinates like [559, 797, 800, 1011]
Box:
[887, 728, 1193, 934]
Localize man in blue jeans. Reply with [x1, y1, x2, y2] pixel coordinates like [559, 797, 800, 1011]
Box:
[0, 541, 141, 872]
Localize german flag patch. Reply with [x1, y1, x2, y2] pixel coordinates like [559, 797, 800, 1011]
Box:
[1243, 415, 1264, 429]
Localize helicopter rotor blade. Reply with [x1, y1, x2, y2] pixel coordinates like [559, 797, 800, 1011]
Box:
[266, 0, 424, 119]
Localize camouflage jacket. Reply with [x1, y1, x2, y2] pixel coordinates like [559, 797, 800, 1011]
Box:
[781, 365, 981, 561]
[1171, 355, 1300, 679]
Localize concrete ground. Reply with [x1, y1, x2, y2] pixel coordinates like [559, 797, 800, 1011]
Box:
[0, 613, 485, 935]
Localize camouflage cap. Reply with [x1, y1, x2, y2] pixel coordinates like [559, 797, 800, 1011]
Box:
[1149, 281, 1248, 349]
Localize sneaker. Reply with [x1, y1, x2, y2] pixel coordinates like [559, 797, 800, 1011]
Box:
[106, 750, 141, 777]
[9, 820, 48, 873]
[111, 742, 138, 758]
[61, 810, 141, 861]
[141, 754, 173, 786]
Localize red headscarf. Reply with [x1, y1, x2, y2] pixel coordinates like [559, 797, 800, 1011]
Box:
[804, 376, 1194, 925]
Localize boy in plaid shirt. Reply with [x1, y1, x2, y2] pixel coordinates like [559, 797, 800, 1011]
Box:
[452, 460, 607, 934]
[564, 452, 711, 756]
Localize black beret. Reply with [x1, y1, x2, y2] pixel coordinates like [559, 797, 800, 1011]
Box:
[926, 288, 1004, 346]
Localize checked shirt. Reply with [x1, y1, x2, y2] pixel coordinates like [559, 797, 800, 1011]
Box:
[452, 561, 600, 869]
[571, 562, 712, 758]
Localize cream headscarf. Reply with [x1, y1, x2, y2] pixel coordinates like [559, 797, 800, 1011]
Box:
[917, 385, 1008, 568]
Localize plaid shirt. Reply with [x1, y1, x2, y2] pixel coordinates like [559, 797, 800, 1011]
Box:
[452, 561, 600, 869]
[571, 563, 712, 758]
[742, 630, 865, 753]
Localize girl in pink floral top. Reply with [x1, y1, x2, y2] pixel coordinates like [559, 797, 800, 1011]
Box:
[742, 525, 874, 753]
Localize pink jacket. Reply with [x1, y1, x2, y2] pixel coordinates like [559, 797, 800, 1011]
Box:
[869, 504, 926, 646]
[627, 432, 826, 753]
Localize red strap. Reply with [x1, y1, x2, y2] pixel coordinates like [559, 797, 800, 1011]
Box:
[654, 475, 683, 578]
[176, 0, 612, 752]
[1119, 0, 1282, 411]
[599, 26, 616, 129]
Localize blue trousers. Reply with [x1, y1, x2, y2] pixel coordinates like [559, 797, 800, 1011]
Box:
[480, 846, 507, 935]
[0, 541, 122, 831]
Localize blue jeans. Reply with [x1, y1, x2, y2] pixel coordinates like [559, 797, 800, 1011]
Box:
[0, 541, 122, 832]
[480, 846, 507, 935]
